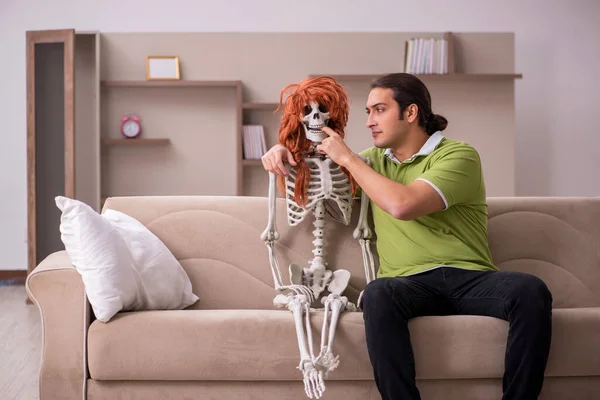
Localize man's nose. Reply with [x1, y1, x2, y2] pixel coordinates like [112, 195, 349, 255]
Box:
[366, 115, 375, 128]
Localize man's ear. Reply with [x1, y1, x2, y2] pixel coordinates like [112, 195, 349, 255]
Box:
[406, 104, 419, 123]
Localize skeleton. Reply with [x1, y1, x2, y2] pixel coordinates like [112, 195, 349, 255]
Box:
[261, 86, 377, 398]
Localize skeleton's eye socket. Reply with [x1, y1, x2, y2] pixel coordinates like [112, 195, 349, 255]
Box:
[304, 106, 312, 116]
[318, 105, 329, 113]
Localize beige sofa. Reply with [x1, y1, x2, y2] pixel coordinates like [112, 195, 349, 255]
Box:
[26, 195, 600, 400]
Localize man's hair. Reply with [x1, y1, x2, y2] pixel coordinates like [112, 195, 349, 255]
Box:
[371, 73, 448, 136]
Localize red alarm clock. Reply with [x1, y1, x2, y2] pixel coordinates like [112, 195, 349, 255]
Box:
[121, 114, 142, 138]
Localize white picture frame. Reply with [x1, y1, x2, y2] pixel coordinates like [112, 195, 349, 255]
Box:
[146, 56, 180, 80]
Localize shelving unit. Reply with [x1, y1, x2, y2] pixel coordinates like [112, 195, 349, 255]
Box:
[309, 73, 523, 81]
[102, 138, 171, 146]
[100, 77, 243, 200]
[238, 31, 520, 197]
[28, 30, 521, 213]
[242, 159, 263, 166]
[102, 80, 241, 87]
[242, 102, 280, 110]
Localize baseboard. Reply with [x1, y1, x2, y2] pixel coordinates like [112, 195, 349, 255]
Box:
[0, 270, 27, 286]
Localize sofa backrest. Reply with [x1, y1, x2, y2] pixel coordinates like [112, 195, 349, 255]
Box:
[103, 195, 600, 310]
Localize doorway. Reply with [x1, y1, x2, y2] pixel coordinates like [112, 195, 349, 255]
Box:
[26, 29, 75, 275]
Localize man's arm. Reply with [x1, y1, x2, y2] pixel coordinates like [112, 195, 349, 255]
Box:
[317, 127, 483, 221]
[344, 155, 445, 220]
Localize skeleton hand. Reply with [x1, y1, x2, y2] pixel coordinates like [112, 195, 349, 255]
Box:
[314, 347, 340, 376]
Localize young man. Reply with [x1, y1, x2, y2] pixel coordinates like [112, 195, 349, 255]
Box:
[261, 73, 553, 400]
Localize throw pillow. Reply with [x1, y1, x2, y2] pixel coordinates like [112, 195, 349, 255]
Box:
[55, 196, 199, 322]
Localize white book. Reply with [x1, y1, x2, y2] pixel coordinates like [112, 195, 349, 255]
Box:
[434, 39, 441, 74]
[259, 126, 267, 155]
[405, 39, 414, 73]
[242, 126, 250, 159]
[428, 38, 435, 74]
[242, 125, 265, 159]
[440, 39, 448, 74]
[254, 125, 264, 157]
[251, 126, 259, 159]
[414, 38, 421, 74]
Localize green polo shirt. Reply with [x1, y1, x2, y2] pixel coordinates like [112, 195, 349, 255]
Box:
[358, 133, 498, 278]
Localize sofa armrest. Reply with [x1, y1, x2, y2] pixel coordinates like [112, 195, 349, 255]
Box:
[26, 250, 89, 400]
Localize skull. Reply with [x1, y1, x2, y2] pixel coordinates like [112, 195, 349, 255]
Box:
[302, 101, 330, 143]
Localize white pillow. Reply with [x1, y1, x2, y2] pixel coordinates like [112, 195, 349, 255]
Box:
[55, 196, 199, 322]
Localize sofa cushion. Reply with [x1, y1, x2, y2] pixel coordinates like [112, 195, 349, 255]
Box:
[102, 196, 600, 311]
[87, 308, 600, 381]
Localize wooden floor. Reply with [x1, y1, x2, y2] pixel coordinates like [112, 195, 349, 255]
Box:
[0, 284, 41, 400]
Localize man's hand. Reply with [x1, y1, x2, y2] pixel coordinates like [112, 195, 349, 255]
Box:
[316, 127, 357, 168]
[261, 144, 297, 176]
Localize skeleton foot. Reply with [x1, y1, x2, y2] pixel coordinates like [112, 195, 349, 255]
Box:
[299, 359, 325, 399]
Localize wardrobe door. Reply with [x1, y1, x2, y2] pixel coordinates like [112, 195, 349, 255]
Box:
[26, 29, 75, 275]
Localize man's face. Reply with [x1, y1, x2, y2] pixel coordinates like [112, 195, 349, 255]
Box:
[365, 88, 408, 149]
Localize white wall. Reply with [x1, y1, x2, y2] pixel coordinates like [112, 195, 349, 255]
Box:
[1, 0, 599, 270]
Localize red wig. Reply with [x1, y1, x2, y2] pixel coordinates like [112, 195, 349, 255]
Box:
[276, 76, 358, 207]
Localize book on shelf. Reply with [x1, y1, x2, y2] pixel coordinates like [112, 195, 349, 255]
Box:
[242, 125, 267, 160]
[404, 37, 448, 75]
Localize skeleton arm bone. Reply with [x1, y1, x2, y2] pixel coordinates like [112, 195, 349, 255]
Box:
[352, 156, 376, 308]
[261, 172, 280, 243]
[262, 172, 315, 302]
[261, 172, 283, 289]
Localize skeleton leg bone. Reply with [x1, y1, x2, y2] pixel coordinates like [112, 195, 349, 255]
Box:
[287, 295, 325, 399]
[314, 293, 347, 375]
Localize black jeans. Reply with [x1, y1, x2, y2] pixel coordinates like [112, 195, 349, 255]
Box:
[360, 267, 553, 400]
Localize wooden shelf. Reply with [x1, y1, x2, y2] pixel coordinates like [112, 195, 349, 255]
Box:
[309, 73, 522, 81]
[242, 102, 280, 110]
[102, 138, 171, 146]
[242, 159, 263, 166]
[101, 80, 242, 87]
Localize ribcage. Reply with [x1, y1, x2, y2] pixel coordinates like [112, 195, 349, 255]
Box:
[285, 156, 353, 226]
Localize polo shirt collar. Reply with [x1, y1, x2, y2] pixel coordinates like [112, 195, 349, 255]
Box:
[384, 131, 445, 164]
